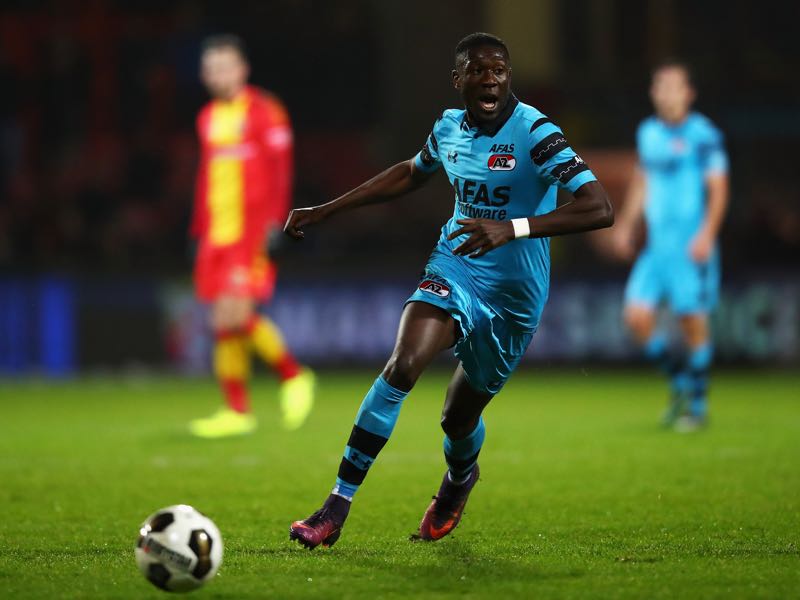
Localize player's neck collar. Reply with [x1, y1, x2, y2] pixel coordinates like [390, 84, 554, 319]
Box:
[217, 85, 250, 105]
[463, 94, 519, 137]
[658, 110, 693, 128]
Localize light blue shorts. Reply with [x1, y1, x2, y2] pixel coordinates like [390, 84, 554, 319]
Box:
[624, 249, 720, 314]
[405, 261, 535, 396]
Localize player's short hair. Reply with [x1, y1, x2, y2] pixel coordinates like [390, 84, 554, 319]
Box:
[652, 59, 693, 86]
[455, 32, 509, 69]
[201, 34, 248, 61]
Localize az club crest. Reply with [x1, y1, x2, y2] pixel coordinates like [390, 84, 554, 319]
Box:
[488, 154, 516, 171]
[418, 279, 450, 298]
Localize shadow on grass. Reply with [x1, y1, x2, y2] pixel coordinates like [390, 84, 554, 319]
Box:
[237, 537, 586, 584]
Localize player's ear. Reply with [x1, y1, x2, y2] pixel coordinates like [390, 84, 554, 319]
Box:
[452, 69, 461, 90]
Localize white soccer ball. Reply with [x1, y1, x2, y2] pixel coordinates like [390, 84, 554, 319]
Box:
[135, 504, 223, 593]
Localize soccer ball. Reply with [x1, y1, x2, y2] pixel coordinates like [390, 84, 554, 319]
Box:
[135, 504, 223, 593]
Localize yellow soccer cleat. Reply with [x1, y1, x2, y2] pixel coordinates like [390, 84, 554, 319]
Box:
[189, 408, 257, 439]
[280, 368, 316, 430]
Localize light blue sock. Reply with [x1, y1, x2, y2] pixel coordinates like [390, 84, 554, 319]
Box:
[444, 417, 486, 482]
[687, 343, 713, 417]
[643, 333, 668, 363]
[333, 376, 408, 499]
[643, 333, 687, 392]
[671, 371, 692, 397]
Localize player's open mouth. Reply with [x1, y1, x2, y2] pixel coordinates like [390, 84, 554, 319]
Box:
[478, 95, 499, 112]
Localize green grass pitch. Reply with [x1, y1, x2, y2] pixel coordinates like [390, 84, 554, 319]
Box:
[1, 369, 798, 599]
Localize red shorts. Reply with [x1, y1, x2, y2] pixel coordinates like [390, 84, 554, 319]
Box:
[194, 241, 276, 302]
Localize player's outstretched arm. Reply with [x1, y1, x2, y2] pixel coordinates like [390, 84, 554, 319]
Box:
[450, 181, 613, 258]
[523, 180, 614, 237]
[284, 159, 433, 239]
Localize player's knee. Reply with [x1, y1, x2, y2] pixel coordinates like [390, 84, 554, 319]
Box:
[680, 315, 708, 347]
[440, 409, 478, 440]
[230, 308, 252, 331]
[624, 309, 654, 341]
[210, 303, 251, 334]
[209, 310, 227, 335]
[211, 313, 233, 334]
[623, 309, 640, 330]
[382, 352, 424, 391]
[211, 299, 252, 333]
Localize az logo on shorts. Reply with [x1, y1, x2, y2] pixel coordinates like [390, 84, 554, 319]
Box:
[488, 154, 516, 171]
[419, 279, 450, 298]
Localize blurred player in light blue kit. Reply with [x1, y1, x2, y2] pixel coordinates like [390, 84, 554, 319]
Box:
[613, 61, 730, 431]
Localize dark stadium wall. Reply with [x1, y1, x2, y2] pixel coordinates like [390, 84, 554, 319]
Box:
[1, 0, 799, 375]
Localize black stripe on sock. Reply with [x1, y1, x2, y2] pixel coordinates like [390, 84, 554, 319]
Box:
[445, 450, 481, 474]
[689, 369, 709, 396]
[337, 457, 368, 485]
[666, 362, 683, 377]
[665, 352, 686, 377]
[346, 425, 388, 458]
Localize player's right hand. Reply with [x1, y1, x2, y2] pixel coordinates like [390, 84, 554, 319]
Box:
[284, 206, 325, 240]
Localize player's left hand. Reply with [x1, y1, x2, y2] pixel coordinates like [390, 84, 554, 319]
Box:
[689, 229, 713, 263]
[449, 218, 515, 258]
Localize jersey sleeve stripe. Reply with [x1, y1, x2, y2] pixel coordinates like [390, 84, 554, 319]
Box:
[550, 156, 590, 184]
[429, 130, 438, 152]
[529, 117, 553, 133]
[530, 132, 569, 166]
[564, 169, 597, 192]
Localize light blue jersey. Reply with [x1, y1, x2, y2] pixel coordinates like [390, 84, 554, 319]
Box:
[412, 96, 597, 332]
[407, 96, 597, 394]
[625, 111, 728, 314]
[638, 111, 728, 253]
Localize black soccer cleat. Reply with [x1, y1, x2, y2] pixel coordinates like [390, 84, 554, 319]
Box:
[289, 494, 350, 549]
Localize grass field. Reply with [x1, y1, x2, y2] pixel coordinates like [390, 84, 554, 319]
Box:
[1, 369, 798, 599]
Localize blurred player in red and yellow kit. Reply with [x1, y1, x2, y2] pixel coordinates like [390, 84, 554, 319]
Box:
[189, 34, 314, 438]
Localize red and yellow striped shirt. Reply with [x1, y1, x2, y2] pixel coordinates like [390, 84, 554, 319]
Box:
[192, 86, 293, 249]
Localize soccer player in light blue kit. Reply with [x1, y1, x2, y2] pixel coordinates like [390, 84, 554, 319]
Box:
[613, 61, 729, 431]
[284, 33, 613, 548]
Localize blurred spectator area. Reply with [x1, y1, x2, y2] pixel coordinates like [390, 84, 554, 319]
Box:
[0, 0, 384, 275]
[0, 0, 798, 278]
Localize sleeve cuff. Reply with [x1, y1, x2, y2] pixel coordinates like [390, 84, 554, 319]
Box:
[565, 170, 597, 193]
[413, 152, 439, 173]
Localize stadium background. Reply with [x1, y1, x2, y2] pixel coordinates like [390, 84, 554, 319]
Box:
[0, 0, 798, 375]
